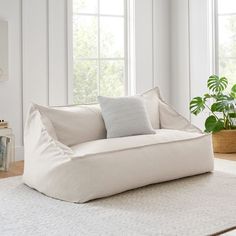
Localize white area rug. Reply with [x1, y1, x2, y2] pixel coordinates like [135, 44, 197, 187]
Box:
[1, 168, 236, 236]
[215, 157, 236, 175]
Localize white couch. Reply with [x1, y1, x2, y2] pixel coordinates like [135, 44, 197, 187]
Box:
[23, 88, 214, 203]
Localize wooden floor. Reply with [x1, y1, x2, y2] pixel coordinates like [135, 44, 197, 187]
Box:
[0, 153, 236, 180]
[214, 153, 236, 161]
[0, 161, 24, 179]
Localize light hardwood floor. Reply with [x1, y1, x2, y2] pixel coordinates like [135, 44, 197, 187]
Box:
[214, 153, 236, 161]
[0, 161, 24, 179]
[0, 154, 236, 180]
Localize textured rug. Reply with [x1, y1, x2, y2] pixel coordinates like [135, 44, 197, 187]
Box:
[0, 172, 236, 236]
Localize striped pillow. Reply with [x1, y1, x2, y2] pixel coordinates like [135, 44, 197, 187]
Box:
[98, 96, 155, 138]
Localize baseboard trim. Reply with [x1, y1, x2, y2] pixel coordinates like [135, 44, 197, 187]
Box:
[15, 146, 24, 161]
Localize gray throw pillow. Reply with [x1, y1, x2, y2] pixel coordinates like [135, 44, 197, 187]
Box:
[98, 96, 156, 138]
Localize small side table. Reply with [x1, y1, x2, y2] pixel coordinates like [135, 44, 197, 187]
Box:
[0, 128, 15, 171]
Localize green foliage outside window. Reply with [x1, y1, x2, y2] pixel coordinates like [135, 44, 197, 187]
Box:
[219, 16, 236, 89]
[73, 0, 125, 104]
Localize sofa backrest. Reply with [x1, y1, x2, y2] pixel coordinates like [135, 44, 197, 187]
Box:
[33, 104, 106, 147]
[28, 87, 161, 147]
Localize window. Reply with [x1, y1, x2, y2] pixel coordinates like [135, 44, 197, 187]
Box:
[73, 0, 127, 104]
[216, 0, 236, 88]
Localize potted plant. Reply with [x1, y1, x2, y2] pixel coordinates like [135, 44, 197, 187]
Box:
[190, 75, 236, 153]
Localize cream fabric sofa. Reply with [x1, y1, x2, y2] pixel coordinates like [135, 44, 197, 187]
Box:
[23, 88, 214, 203]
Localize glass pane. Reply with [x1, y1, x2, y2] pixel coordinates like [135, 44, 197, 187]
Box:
[100, 60, 125, 97]
[73, 60, 98, 104]
[218, 0, 236, 14]
[73, 0, 98, 14]
[100, 17, 124, 58]
[218, 15, 236, 58]
[73, 15, 98, 58]
[219, 58, 236, 89]
[100, 0, 124, 15]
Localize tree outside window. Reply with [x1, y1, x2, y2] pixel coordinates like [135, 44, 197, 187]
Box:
[73, 0, 127, 104]
[217, 0, 236, 89]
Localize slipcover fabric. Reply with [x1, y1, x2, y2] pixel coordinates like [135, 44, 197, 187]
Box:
[98, 96, 155, 138]
[23, 87, 214, 203]
[31, 87, 160, 147]
[31, 104, 106, 147]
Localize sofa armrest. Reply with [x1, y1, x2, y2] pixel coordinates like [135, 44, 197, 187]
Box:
[159, 99, 202, 133]
[24, 103, 73, 161]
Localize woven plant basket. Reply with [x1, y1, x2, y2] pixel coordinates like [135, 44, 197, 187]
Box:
[212, 130, 236, 153]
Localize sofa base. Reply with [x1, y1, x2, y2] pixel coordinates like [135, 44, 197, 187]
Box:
[23, 130, 214, 203]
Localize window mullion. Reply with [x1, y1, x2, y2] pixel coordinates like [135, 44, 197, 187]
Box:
[124, 0, 128, 95]
[97, 0, 101, 96]
[74, 12, 124, 18]
[76, 58, 125, 60]
[218, 12, 236, 17]
[215, 0, 219, 76]
[219, 57, 236, 60]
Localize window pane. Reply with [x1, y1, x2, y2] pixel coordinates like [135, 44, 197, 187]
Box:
[100, 0, 124, 16]
[72, 0, 127, 103]
[73, 0, 98, 14]
[100, 60, 125, 97]
[100, 17, 124, 58]
[219, 58, 236, 89]
[218, 0, 236, 14]
[218, 15, 236, 58]
[73, 15, 98, 58]
[73, 60, 98, 104]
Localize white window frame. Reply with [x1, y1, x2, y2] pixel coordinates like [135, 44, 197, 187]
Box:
[67, 0, 134, 104]
[213, 0, 236, 76]
[213, 0, 219, 75]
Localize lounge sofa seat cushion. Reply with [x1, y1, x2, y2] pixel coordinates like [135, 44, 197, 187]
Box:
[71, 129, 205, 158]
[23, 87, 214, 203]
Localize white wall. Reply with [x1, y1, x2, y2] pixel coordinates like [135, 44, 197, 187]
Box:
[134, 0, 170, 102]
[22, 0, 69, 113]
[0, 0, 171, 160]
[0, 0, 69, 160]
[170, 0, 190, 119]
[0, 0, 24, 160]
[154, 0, 171, 102]
[189, 0, 213, 128]
[170, 0, 213, 128]
[135, 0, 154, 93]
[0, 19, 8, 81]
[135, 0, 170, 101]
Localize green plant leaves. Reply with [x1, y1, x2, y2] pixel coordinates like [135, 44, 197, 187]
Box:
[232, 84, 236, 93]
[207, 75, 228, 93]
[231, 85, 236, 99]
[229, 113, 236, 118]
[211, 98, 233, 111]
[189, 74, 236, 132]
[204, 93, 211, 99]
[213, 94, 229, 101]
[189, 97, 205, 115]
[211, 102, 225, 112]
[205, 115, 224, 133]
